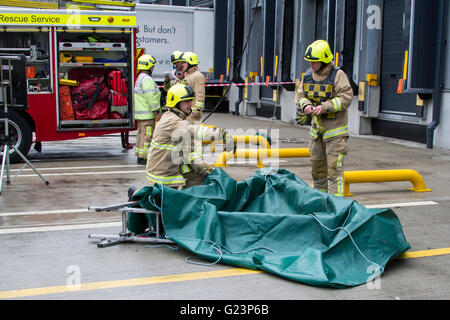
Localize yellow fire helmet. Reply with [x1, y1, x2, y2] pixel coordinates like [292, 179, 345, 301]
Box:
[166, 84, 195, 108]
[304, 40, 333, 64]
[180, 51, 199, 66]
[137, 54, 157, 71]
[170, 50, 184, 64]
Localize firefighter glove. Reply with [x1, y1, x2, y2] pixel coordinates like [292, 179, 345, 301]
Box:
[190, 107, 202, 118]
[296, 112, 309, 125]
[191, 162, 211, 179]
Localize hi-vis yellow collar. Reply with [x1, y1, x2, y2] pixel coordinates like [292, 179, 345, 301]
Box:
[0, 12, 136, 28]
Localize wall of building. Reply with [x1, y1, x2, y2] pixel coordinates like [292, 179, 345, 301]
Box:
[223, 0, 450, 150]
[432, 6, 450, 150]
[434, 93, 450, 149]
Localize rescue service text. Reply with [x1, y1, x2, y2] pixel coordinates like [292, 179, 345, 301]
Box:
[0, 14, 61, 24]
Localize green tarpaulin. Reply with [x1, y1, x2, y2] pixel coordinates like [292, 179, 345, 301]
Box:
[129, 168, 410, 288]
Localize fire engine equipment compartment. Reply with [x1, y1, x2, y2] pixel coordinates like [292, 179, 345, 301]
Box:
[0, 53, 28, 108]
[0, 7, 137, 163]
[56, 30, 133, 129]
[0, 26, 135, 130]
[0, 30, 51, 94]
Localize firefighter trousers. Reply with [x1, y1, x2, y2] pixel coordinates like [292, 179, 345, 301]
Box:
[309, 135, 348, 196]
[135, 119, 156, 160]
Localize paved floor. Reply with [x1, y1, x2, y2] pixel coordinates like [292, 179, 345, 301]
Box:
[0, 113, 449, 303]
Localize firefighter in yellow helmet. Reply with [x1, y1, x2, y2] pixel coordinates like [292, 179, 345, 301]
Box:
[177, 51, 206, 124]
[134, 54, 161, 165]
[171, 50, 184, 66]
[163, 50, 185, 92]
[146, 84, 234, 190]
[295, 40, 353, 196]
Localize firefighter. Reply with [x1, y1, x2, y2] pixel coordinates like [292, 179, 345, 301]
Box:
[163, 50, 185, 92]
[134, 54, 162, 165]
[146, 83, 234, 190]
[178, 51, 206, 124]
[295, 40, 353, 196]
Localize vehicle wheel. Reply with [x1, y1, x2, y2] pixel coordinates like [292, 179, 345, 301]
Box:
[0, 111, 33, 164]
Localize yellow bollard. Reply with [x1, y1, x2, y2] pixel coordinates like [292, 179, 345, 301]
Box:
[343, 169, 431, 196]
[215, 148, 311, 168]
[201, 124, 217, 128]
[214, 150, 234, 167]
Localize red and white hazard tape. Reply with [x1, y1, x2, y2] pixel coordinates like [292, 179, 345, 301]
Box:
[204, 81, 295, 87]
[158, 81, 295, 89]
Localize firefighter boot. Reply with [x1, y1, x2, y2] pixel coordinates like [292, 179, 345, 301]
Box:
[310, 159, 328, 192]
[137, 157, 147, 165]
[128, 186, 138, 201]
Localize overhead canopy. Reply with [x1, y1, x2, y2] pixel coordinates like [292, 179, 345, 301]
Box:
[129, 167, 410, 288]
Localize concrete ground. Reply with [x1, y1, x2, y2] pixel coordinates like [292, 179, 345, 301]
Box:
[0, 113, 449, 303]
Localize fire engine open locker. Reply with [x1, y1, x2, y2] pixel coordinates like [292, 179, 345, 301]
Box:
[0, 7, 137, 163]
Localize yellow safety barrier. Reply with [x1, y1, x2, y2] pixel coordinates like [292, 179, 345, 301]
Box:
[215, 148, 310, 168]
[343, 169, 431, 196]
[212, 146, 431, 196]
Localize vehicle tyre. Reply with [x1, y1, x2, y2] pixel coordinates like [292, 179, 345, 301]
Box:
[0, 111, 33, 164]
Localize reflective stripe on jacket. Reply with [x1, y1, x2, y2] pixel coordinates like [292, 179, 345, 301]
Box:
[134, 72, 161, 120]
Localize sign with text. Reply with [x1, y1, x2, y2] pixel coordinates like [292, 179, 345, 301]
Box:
[136, 10, 194, 80]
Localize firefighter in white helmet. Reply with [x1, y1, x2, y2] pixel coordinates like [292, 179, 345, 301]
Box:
[134, 54, 161, 165]
[295, 40, 353, 196]
[146, 84, 234, 190]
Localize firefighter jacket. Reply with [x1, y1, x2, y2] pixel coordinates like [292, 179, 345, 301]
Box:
[134, 72, 161, 120]
[183, 65, 205, 112]
[295, 62, 353, 141]
[145, 109, 222, 187]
